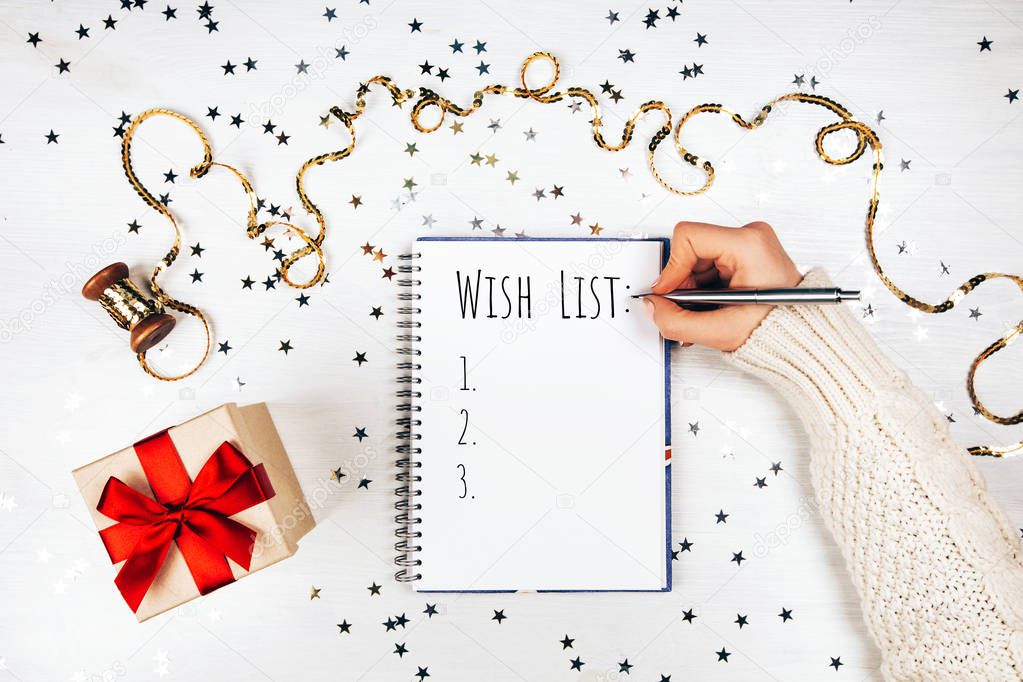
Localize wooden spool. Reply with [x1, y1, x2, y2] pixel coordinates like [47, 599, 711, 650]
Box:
[82, 263, 176, 354]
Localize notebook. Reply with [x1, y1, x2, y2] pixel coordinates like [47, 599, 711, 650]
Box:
[394, 237, 671, 592]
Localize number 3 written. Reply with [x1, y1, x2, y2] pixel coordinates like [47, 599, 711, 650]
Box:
[457, 463, 468, 499]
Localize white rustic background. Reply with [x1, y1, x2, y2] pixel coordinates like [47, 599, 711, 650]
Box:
[1, 0, 1022, 680]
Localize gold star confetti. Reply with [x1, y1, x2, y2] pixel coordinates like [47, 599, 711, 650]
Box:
[589, 223, 603, 235]
[373, 248, 387, 262]
[470, 152, 483, 165]
[485, 153, 499, 167]
[450, 121, 464, 134]
[506, 170, 519, 184]
[350, 195, 363, 208]
[360, 242, 374, 255]
[310, 586, 321, 599]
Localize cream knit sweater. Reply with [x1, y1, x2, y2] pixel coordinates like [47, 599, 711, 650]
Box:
[725, 268, 1023, 680]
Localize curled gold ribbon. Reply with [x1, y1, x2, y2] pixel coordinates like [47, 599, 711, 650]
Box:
[119, 52, 1021, 457]
[120, 108, 330, 380]
[96, 277, 165, 331]
[668, 94, 1023, 457]
[121, 110, 211, 381]
[321, 51, 1020, 456]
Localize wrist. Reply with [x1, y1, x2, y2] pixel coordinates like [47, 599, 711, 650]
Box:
[723, 268, 909, 431]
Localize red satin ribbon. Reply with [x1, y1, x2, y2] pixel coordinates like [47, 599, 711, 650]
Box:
[96, 430, 275, 613]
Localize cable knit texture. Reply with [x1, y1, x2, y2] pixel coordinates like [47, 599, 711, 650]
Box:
[724, 268, 1023, 681]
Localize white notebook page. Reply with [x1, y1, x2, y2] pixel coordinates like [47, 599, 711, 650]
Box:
[414, 238, 669, 592]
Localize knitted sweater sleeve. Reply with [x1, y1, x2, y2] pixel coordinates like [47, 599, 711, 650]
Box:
[723, 267, 1023, 680]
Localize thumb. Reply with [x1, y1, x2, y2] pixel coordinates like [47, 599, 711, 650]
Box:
[645, 296, 763, 351]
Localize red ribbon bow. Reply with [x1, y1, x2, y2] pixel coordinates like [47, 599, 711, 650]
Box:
[96, 431, 275, 613]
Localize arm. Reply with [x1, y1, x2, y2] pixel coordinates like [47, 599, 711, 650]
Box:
[649, 222, 1023, 680]
[726, 268, 1023, 680]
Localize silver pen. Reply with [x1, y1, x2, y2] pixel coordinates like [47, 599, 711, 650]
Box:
[631, 286, 860, 306]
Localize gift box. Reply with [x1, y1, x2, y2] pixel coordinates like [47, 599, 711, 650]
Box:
[72, 403, 314, 621]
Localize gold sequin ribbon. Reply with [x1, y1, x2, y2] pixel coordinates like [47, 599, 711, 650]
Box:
[120, 109, 329, 380]
[667, 93, 1022, 457]
[122, 52, 1022, 457]
[322, 51, 1020, 456]
[96, 277, 165, 330]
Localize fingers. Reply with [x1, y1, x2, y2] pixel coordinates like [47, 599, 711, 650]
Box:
[644, 219, 790, 350]
[644, 219, 794, 350]
[691, 266, 721, 288]
[645, 296, 769, 351]
[651, 222, 747, 294]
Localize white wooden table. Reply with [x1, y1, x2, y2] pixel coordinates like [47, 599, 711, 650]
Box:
[1, 1, 1021, 679]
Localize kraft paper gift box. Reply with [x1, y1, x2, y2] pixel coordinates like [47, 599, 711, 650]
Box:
[72, 403, 314, 622]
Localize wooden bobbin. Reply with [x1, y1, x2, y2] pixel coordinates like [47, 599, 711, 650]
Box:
[82, 262, 176, 354]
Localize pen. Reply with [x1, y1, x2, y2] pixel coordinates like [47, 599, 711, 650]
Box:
[631, 286, 860, 306]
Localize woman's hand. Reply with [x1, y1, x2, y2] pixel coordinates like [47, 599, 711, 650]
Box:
[646, 221, 802, 351]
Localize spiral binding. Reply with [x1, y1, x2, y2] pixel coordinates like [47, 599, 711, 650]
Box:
[394, 253, 423, 582]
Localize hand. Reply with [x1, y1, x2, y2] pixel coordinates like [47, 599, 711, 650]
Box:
[646, 221, 802, 351]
